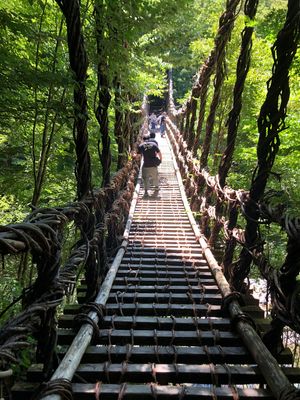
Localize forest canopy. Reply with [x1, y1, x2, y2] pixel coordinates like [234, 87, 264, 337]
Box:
[0, 0, 299, 224]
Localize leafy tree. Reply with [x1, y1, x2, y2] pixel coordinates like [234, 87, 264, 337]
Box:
[0, 1, 76, 214]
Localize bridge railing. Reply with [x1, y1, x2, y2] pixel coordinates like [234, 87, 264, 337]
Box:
[0, 135, 144, 381]
[166, 114, 300, 363]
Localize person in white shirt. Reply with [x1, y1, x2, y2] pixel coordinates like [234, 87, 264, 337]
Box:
[148, 113, 157, 132]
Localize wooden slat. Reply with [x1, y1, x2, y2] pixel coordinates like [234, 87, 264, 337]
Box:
[115, 269, 213, 278]
[77, 279, 219, 294]
[131, 220, 192, 225]
[126, 246, 203, 254]
[129, 228, 196, 234]
[104, 303, 222, 317]
[130, 230, 195, 235]
[61, 299, 222, 315]
[127, 241, 202, 250]
[77, 284, 220, 296]
[118, 263, 210, 271]
[58, 314, 272, 335]
[56, 344, 293, 365]
[120, 257, 207, 266]
[109, 284, 219, 293]
[57, 328, 239, 346]
[127, 238, 202, 246]
[11, 382, 277, 400]
[135, 205, 186, 209]
[112, 277, 216, 285]
[78, 363, 300, 385]
[123, 249, 205, 257]
[96, 328, 239, 345]
[107, 292, 222, 305]
[58, 315, 232, 330]
[26, 363, 300, 385]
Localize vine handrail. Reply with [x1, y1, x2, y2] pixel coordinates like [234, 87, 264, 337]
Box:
[167, 0, 300, 357]
[0, 154, 140, 378]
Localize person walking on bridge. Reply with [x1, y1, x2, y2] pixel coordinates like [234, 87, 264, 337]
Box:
[138, 134, 162, 198]
[157, 112, 167, 138]
[147, 131, 158, 145]
[148, 112, 157, 132]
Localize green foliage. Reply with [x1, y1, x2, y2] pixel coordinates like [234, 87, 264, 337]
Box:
[0, 195, 26, 224]
[0, 266, 23, 324]
[256, 7, 287, 42]
[0, 0, 299, 311]
[0, 0, 77, 212]
[12, 336, 36, 378]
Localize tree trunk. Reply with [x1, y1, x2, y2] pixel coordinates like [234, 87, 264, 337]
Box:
[95, 1, 112, 186]
[55, 0, 92, 200]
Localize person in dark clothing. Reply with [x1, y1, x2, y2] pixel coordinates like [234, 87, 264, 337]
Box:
[138, 134, 162, 198]
[142, 132, 158, 145]
[158, 112, 167, 137]
[147, 131, 158, 146]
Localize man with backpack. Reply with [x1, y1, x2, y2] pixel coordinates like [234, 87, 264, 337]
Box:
[137, 134, 162, 198]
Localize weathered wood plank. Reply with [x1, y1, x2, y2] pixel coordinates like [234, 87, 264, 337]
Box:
[135, 206, 186, 211]
[120, 257, 208, 266]
[129, 231, 196, 237]
[56, 344, 293, 365]
[58, 314, 272, 335]
[130, 221, 193, 226]
[106, 292, 222, 305]
[104, 303, 222, 317]
[115, 269, 213, 278]
[26, 363, 300, 385]
[124, 252, 204, 260]
[57, 328, 240, 346]
[126, 240, 199, 246]
[127, 238, 202, 246]
[11, 382, 277, 400]
[112, 277, 216, 285]
[123, 251, 205, 258]
[129, 228, 196, 234]
[132, 216, 189, 221]
[77, 284, 220, 294]
[118, 263, 210, 271]
[61, 301, 221, 316]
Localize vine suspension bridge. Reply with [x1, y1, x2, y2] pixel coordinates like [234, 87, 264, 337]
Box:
[7, 117, 300, 399]
[0, 0, 300, 399]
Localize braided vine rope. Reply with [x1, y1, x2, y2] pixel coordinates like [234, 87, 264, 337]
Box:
[0, 156, 140, 377]
[55, 0, 91, 200]
[167, 116, 300, 338]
